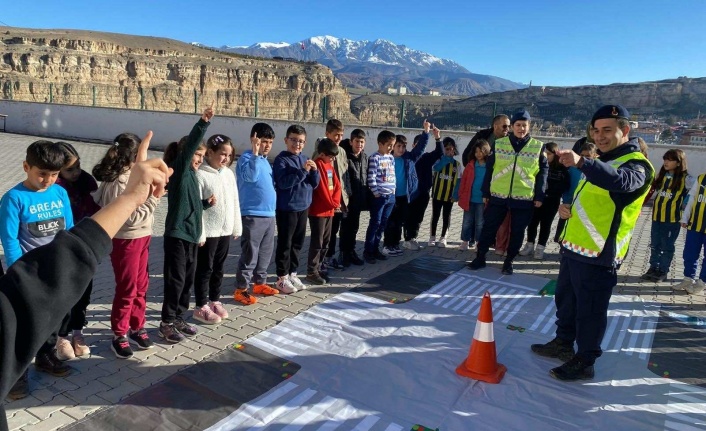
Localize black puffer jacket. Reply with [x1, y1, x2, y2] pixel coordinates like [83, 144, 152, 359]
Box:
[340, 139, 372, 211]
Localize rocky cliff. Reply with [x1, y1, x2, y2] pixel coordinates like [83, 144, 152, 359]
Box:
[351, 77, 706, 130]
[0, 27, 354, 122]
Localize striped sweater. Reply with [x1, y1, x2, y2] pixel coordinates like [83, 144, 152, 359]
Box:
[367, 152, 395, 196]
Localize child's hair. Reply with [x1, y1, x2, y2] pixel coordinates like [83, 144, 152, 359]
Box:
[317, 138, 339, 157]
[350, 129, 366, 140]
[206, 134, 235, 167]
[579, 142, 598, 157]
[545, 142, 563, 170]
[286, 124, 307, 137]
[251, 122, 275, 140]
[57, 142, 80, 162]
[585, 123, 595, 144]
[442, 137, 458, 156]
[377, 130, 396, 144]
[653, 149, 688, 192]
[326, 119, 343, 134]
[25, 140, 67, 171]
[637, 137, 649, 158]
[93, 133, 141, 182]
[163, 136, 207, 168]
[395, 135, 407, 146]
[474, 139, 491, 160]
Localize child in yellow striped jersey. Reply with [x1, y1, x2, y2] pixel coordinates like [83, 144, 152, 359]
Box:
[429, 138, 462, 247]
[642, 149, 693, 282]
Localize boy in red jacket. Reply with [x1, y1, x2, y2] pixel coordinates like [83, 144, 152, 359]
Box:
[306, 139, 341, 285]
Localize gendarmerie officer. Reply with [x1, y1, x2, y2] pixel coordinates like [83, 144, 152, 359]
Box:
[531, 105, 654, 381]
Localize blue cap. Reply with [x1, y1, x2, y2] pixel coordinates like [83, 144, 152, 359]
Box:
[510, 109, 531, 124]
[591, 105, 630, 126]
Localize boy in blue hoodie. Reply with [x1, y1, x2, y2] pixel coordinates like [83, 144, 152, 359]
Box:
[382, 121, 431, 256]
[273, 125, 321, 294]
[234, 123, 280, 305]
[0, 140, 74, 398]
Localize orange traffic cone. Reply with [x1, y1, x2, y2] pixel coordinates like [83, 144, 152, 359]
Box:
[456, 291, 507, 383]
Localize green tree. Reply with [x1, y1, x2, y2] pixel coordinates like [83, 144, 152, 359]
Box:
[659, 128, 674, 142]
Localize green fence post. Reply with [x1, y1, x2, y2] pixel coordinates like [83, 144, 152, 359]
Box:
[492, 102, 497, 120]
[92, 86, 96, 106]
[254, 92, 259, 117]
[322, 95, 328, 123]
[8, 82, 12, 100]
[49, 83, 53, 103]
[400, 100, 406, 128]
[194, 88, 198, 113]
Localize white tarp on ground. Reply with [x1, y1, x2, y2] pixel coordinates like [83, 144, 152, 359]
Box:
[207, 268, 706, 431]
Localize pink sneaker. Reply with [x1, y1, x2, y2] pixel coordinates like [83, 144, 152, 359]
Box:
[192, 304, 221, 325]
[209, 301, 229, 320]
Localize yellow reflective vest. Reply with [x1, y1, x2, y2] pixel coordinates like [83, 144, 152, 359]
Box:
[561, 151, 653, 264]
[490, 137, 543, 201]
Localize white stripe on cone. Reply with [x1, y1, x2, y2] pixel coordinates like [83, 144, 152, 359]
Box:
[473, 321, 495, 343]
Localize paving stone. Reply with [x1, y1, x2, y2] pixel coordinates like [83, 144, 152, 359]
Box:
[6, 410, 39, 431]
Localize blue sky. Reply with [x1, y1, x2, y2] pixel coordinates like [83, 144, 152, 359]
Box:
[3, 0, 704, 87]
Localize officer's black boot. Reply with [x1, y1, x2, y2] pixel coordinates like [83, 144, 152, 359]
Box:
[468, 253, 486, 270]
[531, 337, 575, 362]
[501, 258, 513, 275]
[550, 355, 595, 381]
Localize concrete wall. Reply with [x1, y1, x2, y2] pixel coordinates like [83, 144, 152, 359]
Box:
[5, 101, 702, 174]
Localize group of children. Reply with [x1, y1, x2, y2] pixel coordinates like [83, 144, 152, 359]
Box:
[2, 106, 704, 400]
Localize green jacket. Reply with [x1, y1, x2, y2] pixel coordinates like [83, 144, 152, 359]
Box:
[164, 119, 209, 243]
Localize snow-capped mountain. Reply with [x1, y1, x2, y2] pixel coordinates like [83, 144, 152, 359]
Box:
[221, 36, 524, 96]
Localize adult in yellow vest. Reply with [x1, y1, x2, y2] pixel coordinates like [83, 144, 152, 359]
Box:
[531, 105, 654, 381]
[468, 109, 548, 275]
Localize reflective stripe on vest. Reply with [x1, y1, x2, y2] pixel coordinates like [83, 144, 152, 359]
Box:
[561, 151, 653, 263]
[490, 137, 543, 200]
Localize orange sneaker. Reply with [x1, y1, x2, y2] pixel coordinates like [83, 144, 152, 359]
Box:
[253, 284, 279, 296]
[233, 289, 258, 305]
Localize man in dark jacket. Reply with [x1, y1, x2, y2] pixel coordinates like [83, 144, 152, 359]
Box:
[0, 157, 171, 431]
[531, 105, 654, 381]
[461, 114, 511, 166]
[338, 129, 370, 266]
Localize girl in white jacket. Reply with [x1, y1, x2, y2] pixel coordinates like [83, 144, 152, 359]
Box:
[193, 134, 242, 324]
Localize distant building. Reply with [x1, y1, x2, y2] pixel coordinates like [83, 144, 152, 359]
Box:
[425, 90, 441, 96]
[679, 130, 706, 146]
[398, 86, 407, 95]
[632, 130, 659, 144]
[386, 88, 398, 95]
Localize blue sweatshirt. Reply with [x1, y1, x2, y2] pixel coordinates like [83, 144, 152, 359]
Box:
[273, 150, 321, 211]
[0, 183, 74, 267]
[237, 150, 277, 217]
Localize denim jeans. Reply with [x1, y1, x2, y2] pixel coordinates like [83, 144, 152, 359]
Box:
[461, 202, 485, 243]
[649, 221, 681, 272]
[365, 194, 395, 253]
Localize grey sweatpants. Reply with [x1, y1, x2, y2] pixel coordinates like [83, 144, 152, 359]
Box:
[236, 216, 275, 289]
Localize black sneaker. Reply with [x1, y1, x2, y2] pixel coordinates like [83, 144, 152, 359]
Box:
[321, 270, 331, 283]
[111, 336, 134, 359]
[531, 337, 576, 362]
[467, 257, 486, 270]
[550, 355, 595, 381]
[8, 369, 30, 400]
[35, 349, 71, 376]
[340, 252, 352, 267]
[129, 328, 154, 350]
[363, 251, 377, 264]
[349, 250, 364, 266]
[159, 322, 185, 344]
[640, 267, 657, 280]
[501, 260, 514, 275]
[373, 250, 388, 261]
[174, 317, 198, 337]
[651, 270, 668, 282]
[329, 257, 344, 270]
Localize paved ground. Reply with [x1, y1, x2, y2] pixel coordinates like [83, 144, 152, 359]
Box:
[1, 132, 704, 430]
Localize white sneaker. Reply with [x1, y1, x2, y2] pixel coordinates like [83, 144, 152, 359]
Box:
[519, 242, 535, 256]
[686, 279, 705, 295]
[289, 273, 306, 290]
[276, 276, 298, 294]
[533, 244, 545, 260]
[673, 277, 695, 291]
[437, 237, 447, 248]
[382, 246, 395, 256]
[460, 241, 469, 251]
[495, 248, 506, 256]
[403, 239, 421, 251]
[428, 236, 436, 247]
